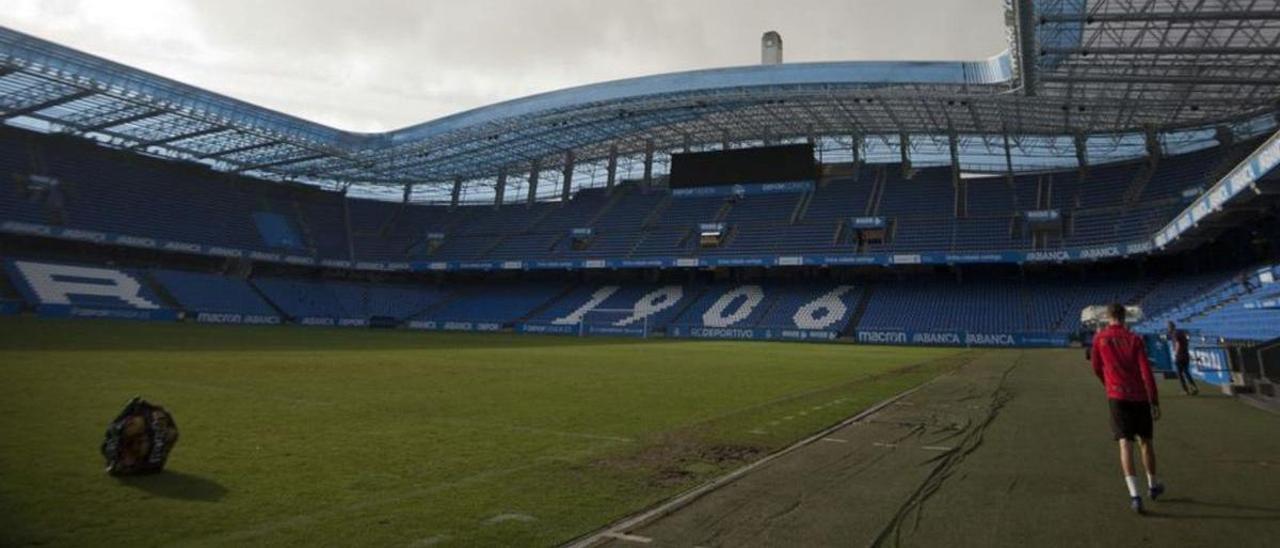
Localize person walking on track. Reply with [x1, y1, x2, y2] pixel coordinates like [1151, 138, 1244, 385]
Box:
[1092, 304, 1164, 514]
[1167, 321, 1199, 395]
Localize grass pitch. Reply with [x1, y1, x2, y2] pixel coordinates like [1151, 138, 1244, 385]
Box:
[0, 318, 960, 546]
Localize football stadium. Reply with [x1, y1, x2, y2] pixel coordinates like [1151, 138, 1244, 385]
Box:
[2, 1, 1280, 546]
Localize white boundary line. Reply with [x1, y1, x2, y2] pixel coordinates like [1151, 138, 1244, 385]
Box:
[561, 382, 931, 548]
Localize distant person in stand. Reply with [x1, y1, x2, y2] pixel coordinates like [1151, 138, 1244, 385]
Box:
[1092, 304, 1163, 514]
[1167, 321, 1199, 395]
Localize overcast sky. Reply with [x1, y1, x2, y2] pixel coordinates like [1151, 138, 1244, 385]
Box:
[2, 0, 1006, 133]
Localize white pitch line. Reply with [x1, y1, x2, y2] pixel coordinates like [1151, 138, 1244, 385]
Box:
[874, 442, 954, 452]
[428, 417, 635, 444]
[821, 437, 849, 444]
[602, 532, 653, 544]
[502, 424, 634, 444]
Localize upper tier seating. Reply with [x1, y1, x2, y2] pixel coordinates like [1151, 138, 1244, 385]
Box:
[0, 127, 1252, 265]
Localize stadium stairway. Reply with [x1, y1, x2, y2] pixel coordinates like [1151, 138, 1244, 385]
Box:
[640, 194, 672, 229]
[245, 274, 290, 319]
[583, 186, 632, 227]
[515, 284, 581, 325]
[139, 272, 185, 312]
[789, 191, 811, 223]
[663, 284, 711, 333]
[842, 284, 876, 337]
[287, 198, 321, 257]
[865, 166, 886, 216]
[1120, 157, 1157, 206]
[404, 290, 467, 323]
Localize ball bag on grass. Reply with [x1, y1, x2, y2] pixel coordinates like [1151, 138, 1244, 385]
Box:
[101, 397, 179, 475]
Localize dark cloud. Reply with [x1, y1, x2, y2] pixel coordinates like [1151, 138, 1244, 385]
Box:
[2, 0, 1005, 131]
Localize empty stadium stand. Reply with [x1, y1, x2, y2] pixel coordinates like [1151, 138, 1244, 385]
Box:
[1136, 264, 1280, 343]
[150, 269, 280, 323]
[2, 126, 1264, 269]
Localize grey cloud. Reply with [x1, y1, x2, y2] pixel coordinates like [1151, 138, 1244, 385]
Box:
[1, 0, 1005, 131]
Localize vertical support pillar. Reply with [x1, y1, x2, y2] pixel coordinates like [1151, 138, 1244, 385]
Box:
[642, 139, 655, 187]
[606, 145, 618, 192]
[807, 127, 818, 163]
[722, 130, 732, 151]
[949, 130, 963, 218]
[1074, 132, 1089, 172]
[561, 150, 575, 202]
[1002, 129, 1015, 183]
[402, 182, 413, 204]
[494, 169, 507, 207]
[682, 133, 692, 154]
[1144, 126, 1163, 162]
[526, 160, 540, 206]
[899, 132, 912, 179]
[851, 133, 864, 182]
[1073, 132, 1089, 211]
[1215, 125, 1236, 148]
[948, 130, 961, 183]
[450, 177, 462, 208]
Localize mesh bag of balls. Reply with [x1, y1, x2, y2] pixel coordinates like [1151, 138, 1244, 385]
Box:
[100, 397, 180, 476]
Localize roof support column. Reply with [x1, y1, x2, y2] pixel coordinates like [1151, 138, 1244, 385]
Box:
[682, 133, 692, 154]
[1074, 132, 1089, 178]
[1002, 128, 1015, 183]
[450, 177, 462, 208]
[402, 182, 413, 204]
[1144, 127, 1163, 162]
[527, 160, 541, 206]
[899, 133, 912, 179]
[722, 131, 732, 151]
[949, 130, 963, 218]
[606, 145, 619, 192]
[643, 139, 655, 188]
[560, 150, 575, 202]
[851, 133, 864, 182]
[807, 127, 817, 162]
[1215, 125, 1236, 148]
[494, 169, 507, 208]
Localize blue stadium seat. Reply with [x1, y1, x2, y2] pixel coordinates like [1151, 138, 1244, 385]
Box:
[151, 269, 278, 317]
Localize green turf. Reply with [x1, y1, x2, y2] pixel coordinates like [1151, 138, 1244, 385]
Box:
[0, 318, 960, 546]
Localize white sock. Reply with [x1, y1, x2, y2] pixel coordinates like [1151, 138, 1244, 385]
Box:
[1124, 476, 1140, 497]
[1147, 474, 1159, 488]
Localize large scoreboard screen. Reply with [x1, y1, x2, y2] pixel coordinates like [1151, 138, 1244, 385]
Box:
[669, 144, 816, 189]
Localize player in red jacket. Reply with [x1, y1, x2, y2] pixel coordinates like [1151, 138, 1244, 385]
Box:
[1091, 303, 1163, 514]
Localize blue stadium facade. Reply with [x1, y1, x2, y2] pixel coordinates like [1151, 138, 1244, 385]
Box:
[1, 1, 1280, 391]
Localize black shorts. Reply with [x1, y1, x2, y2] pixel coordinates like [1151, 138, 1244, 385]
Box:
[1109, 399, 1154, 441]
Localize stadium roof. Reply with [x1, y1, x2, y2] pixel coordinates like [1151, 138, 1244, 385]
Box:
[2, 0, 1280, 199]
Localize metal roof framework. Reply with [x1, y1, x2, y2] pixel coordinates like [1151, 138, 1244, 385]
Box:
[1, 0, 1279, 200]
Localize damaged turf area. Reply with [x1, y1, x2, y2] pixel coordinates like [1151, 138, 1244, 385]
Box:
[595, 350, 1280, 548]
